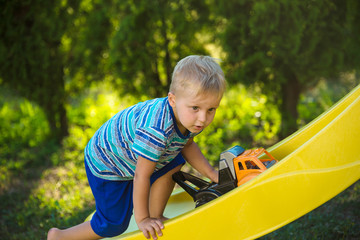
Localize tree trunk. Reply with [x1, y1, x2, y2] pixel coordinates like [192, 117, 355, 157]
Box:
[58, 98, 69, 141]
[160, 9, 172, 92]
[41, 60, 69, 144]
[279, 76, 302, 139]
[42, 93, 68, 144]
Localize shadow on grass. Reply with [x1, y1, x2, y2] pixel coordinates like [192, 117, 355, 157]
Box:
[0, 139, 95, 240]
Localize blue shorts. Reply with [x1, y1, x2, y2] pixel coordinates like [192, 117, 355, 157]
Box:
[85, 154, 186, 237]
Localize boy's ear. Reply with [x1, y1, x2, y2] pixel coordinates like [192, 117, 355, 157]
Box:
[168, 92, 176, 107]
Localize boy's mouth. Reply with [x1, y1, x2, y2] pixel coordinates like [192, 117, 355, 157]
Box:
[194, 125, 204, 131]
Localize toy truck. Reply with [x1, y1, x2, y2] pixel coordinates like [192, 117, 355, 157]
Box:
[172, 146, 278, 207]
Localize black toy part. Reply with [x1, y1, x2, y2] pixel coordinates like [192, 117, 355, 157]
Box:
[172, 171, 224, 208]
[172, 146, 246, 207]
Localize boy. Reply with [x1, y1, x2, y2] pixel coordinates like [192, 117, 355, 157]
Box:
[47, 55, 226, 240]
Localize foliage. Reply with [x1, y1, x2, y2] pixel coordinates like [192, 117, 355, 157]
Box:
[0, 84, 121, 239]
[0, 87, 51, 174]
[108, 0, 211, 97]
[2, 0, 360, 143]
[214, 0, 360, 138]
[0, 0, 216, 143]
[298, 75, 360, 126]
[66, 0, 212, 98]
[0, 0, 81, 142]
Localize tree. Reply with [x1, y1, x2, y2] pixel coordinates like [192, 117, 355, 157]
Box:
[67, 0, 212, 98]
[214, 0, 360, 138]
[110, 0, 213, 97]
[0, 0, 80, 142]
[0, 0, 213, 144]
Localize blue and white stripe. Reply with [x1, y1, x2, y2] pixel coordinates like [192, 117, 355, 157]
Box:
[85, 97, 199, 181]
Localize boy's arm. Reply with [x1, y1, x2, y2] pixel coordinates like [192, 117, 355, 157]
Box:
[133, 156, 164, 240]
[181, 138, 219, 183]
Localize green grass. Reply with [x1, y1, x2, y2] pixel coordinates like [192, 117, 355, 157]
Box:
[0, 136, 95, 239]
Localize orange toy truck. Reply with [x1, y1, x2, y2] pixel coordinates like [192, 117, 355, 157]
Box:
[173, 146, 278, 207]
[233, 147, 278, 186]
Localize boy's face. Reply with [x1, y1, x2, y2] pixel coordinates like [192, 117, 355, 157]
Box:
[168, 90, 222, 135]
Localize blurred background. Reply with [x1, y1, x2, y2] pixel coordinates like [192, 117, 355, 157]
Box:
[1, 0, 359, 239]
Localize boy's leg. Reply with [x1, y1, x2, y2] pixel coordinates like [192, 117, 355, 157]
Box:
[149, 164, 182, 219]
[85, 160, 134, 238]
[48, 158, 134, 240]
[47, 221, 101, 240]
[149, 154, 185, 219]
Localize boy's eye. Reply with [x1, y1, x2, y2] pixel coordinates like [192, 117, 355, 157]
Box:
[208, 108, 216, 112]
[192, 106, 199, 111]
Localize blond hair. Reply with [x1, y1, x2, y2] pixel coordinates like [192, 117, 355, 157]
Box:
[170, 55, 226, 98]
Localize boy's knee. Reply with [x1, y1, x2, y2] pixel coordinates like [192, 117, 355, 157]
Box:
[47, 228, 60, 240]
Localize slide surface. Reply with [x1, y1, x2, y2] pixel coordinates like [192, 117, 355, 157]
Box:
[87, 85, 360, 240]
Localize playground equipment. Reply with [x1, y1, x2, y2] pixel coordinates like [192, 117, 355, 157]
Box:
[85, 84, 360, 240]
[172, 146, 278, 207]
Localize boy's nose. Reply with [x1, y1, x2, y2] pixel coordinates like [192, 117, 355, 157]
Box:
[198, 111, 207, 123]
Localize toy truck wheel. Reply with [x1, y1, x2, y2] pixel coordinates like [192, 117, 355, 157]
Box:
[195, 190, 222, 208]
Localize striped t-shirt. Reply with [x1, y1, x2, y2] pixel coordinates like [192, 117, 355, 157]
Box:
[84, 97, 199, 180]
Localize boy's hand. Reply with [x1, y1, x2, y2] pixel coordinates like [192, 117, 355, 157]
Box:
[137, 217, 164, 240]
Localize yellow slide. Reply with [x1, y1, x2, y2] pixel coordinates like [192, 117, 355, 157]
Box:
[87, 85, 360, 240]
